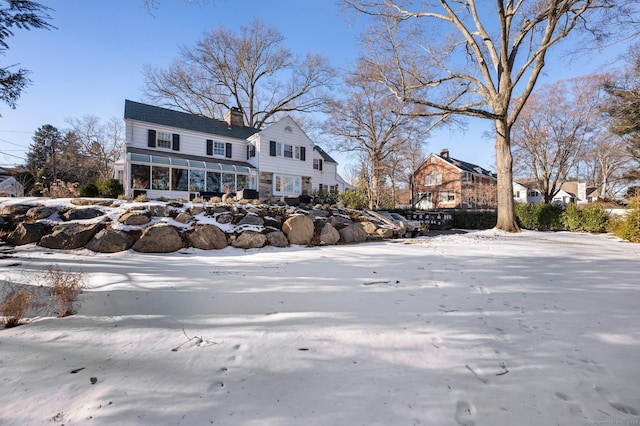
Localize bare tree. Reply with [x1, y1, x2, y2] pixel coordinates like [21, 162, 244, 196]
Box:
[65, 116, 124, 180]
[582, 129, 632, 198]
[512, 76, 604, 203]
[603, 46, 640, 182]
[143, 19, 336, 128]
[344, 0, 634, 231]
[324, 60, 429, 209]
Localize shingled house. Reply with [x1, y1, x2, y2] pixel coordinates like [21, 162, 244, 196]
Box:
[115, 100, 350, 202]
[412, 149, 497, 210]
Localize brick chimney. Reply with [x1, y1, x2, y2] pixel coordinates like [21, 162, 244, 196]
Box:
[440, 149, 449, 158]
[224, 107, 244, 128]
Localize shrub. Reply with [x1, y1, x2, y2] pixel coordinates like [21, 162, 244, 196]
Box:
[612, 195, 640, 242]
[515, 203, 564, 231]
[1, 287, 35, 328]
[579, 204, 610, 233]
[96, 178, 124, 198]
[311, 190, 340, 206]
[340, 189, 368, 210]
[46, 265, 85, 317]
[79, 182, 100, 198]
[561, 203, 583, 232]
[134, 193, 148, 202]
[453, 210, 497, 229]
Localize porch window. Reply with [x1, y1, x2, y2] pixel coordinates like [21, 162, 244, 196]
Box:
[274, 175, 301, 195]
[131, 164, 150, 189]
[171, 168, 188, 191]
[152, 166, 170, 190]
[189, 170, 205, 192]
[206, 172, 221, 192]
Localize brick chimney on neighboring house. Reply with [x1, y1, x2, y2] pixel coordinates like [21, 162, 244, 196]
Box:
[440, 149, 450, 158]
[224, 107, 244, 128]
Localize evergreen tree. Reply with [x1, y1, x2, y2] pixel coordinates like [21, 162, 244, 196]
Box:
[26, 124, 61, 188]
[0, 1, 54, 113]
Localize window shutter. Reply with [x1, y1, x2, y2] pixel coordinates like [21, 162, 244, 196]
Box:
[300, 146, 306, 161]
[225, 142, 232, 158]
[319, 159, 323, 171]
[206, 140, 213, 156]
[148, 129, 156, 148]
[172, 134, 180, 151]
[270, 141, 276, 156]
[246, 145, 250, 160]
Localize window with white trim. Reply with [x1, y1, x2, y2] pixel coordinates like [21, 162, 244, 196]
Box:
[438, 189, 456, 203]
[424, 171, 442, 186]
[157, 132, 172, 149]
[274, 175, 301, 196]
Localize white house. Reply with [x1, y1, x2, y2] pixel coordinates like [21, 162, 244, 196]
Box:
[0, 175, 24, 197]
[116, 100, 350, 201]
[513, 180, 598, 205]
[513, 180, 543, 204]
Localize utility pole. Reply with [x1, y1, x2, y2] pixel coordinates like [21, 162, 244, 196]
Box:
[45, 138, 56, 186]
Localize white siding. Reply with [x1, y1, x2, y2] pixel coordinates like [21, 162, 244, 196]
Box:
[127, 119, 246, 162]
[256, 117, 315, 176]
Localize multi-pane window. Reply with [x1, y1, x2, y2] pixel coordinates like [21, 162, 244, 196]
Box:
[438, 189, 456, 203]
[274, 175, 301, 195]
[283, 144, 293, 158]
[152, 166, 170, 190]
[214, 141, 225, 156]
[157, 132, 172, 149]
[313, 159, 323, 170]
[424, 172, 442, 186]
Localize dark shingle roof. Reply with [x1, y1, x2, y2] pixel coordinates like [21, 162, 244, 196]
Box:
[440, 155, 496, 178]
[124, 100, 260, 140]
[314, 145, 337, 163]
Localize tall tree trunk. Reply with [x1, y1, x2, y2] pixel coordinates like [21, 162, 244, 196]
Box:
[495, 119, 520, 232]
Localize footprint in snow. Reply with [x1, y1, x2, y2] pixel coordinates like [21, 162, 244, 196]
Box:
[454, 400, 476, 426]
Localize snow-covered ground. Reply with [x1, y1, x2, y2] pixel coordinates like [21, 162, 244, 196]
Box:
[1, 229, 639, 426]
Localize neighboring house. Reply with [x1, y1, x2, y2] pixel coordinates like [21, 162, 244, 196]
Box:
[513, 180, 598, 205]
[513, 180, 543, 204]
[0, 175, 24, 197]
[115, 100, 350, 201]
[554, 181, 599, 205]
[412, 149, 497, 210]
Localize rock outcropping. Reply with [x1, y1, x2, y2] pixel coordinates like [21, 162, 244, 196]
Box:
[0, 198, 407, 254]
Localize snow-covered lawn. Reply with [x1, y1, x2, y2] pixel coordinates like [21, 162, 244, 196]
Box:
[1, 230, 639, 426]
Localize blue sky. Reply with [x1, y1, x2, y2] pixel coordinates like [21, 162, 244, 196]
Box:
[0, 0, 632, 176]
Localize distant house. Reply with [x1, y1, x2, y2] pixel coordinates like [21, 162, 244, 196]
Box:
[513, 180, 543, 204]
[513, 180, 599, 205]
[115, 100, 351, 202]
[412, 149, 497, 210]
[0, 175, 24, 197]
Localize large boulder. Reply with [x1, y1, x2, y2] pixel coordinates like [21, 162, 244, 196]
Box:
[174, 212, 194, 224]
[26, 206, 58, 220]
[60, 207, 104, 221]
[339, 223, 368, 244]
[361, 221, 378, 235]
[319, 223, 340, 245]
[119, 211, 151, 226]
[237, 213, 264, 227]
[86, 229, 134, 253]
[6, 222, 47, 246]
[0, 204, 32, 221]
[266, 230, 289, 247]
[132, 224, 183, 253]
[146, 204, 171, 217]
[232, 231, 267, 249]
[187, 224, 228, 250]
[39, 222, 104, 250]
[282, 214, 314, 245]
